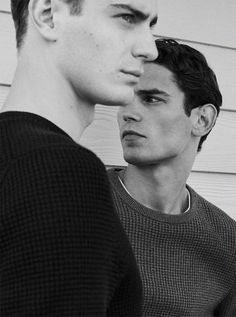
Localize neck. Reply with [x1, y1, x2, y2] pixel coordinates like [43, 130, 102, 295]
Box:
[121, 162, 191, 215]
[2, 51, 94, 142]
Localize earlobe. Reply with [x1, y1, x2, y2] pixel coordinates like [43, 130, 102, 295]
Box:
[191, 104, 218, 137]
[28, 0, 57, 42]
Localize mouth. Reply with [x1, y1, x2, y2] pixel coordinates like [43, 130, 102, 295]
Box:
[121, 69, 143, 79]
[122, 130, 146, 140]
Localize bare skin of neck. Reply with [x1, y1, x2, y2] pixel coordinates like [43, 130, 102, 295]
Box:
[120, 163, 191, 215]
[2, 47, 94, 143]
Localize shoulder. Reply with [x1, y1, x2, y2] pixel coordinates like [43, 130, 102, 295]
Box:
[189, 185, 236, 250]
[189, 185, 236, 226]
[0, 111, 108, 182]
[0, 111, 103, 168]
[1, 142, 112, 227]
[9, 143, 108, 196]
[6, 141, 106, 181]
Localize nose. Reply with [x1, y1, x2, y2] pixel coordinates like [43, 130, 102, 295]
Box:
[118, 104, 142, 123]
[132, 29, 158, 62]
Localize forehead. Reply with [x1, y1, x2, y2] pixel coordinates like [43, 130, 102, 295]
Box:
[135, 63, 178, 92]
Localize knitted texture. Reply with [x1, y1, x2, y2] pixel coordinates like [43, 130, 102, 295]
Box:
[108, 168, 236, 317]
[0, 112, 142, 317]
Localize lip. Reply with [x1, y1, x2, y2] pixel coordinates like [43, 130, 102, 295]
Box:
[122, 130, 146, 139]
[121, 69, 143, 78]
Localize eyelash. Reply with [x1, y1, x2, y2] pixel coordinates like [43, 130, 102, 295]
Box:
[143, 97, 164, 104]
[116, 14, 136, 24]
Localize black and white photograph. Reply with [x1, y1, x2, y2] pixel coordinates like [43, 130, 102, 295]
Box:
[0, 0, 235, 316]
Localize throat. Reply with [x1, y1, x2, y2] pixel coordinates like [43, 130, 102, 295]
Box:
[118, 170, 191, 215]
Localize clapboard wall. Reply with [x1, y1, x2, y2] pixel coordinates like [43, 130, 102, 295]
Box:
[0, 0, 235, 220]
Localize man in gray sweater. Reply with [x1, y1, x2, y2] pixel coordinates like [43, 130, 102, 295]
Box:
[108, 38, 236, 316]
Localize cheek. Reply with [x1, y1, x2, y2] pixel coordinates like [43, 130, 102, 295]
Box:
[88, 27, 128, 66]
[150, 117, 172, 136]
[64, 19, 127, 73]
[165, 118, 192, 150]
[148, 116, 187, 148]
[162, 114, 188, 134]
[86, 37, 118, 73]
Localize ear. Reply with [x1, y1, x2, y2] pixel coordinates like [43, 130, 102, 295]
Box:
[191, 104, 218, 137]
[28, 0, 58, 42]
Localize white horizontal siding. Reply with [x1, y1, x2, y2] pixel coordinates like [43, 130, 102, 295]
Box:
[0, 0, 10, 12]
[156, 0, 236, 48]
[0, 84, 9, 106]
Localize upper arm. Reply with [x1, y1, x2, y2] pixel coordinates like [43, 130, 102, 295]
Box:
[1, 148, 120, 316]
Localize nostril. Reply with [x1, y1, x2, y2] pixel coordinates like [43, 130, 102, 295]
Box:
[124, 115, 132, 122]
[123, 114, 137, 122]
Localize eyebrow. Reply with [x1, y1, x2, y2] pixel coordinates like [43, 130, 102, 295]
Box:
[137, 89, 170, 98]
[110, 4, 158, 27]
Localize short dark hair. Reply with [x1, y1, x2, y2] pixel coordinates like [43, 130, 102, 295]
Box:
[154, 38, 222, 152]
[11, 0, 84, 49]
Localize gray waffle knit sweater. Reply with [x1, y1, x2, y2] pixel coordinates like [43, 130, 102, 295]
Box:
[108, 167, 236, 317]
[0, 112, 143, 316]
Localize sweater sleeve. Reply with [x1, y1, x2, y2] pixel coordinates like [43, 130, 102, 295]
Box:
[0, 146, 127, 316]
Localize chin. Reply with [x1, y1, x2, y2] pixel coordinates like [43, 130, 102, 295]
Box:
[123, 151, 162, 167]
[102, 85, 134, 106]
[123, 154, 146, 166]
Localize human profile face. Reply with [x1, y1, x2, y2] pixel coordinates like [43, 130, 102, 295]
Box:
[55, 0, 158, 106]
[118, 63, 196, 166]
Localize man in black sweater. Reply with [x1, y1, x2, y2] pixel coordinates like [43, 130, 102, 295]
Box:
[108, 39, 236, 316]
[0, 0, 158, 315]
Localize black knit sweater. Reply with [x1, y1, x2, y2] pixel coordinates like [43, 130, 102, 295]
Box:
[108, 167, 236, 317]
[0, 112, 142, 316]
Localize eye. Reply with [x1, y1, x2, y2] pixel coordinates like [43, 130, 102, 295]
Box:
[122, 14, 135, 23]
[150, 18, 158, 31]
[116, 13, 136, 24]
[143, 96, 164, 104]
